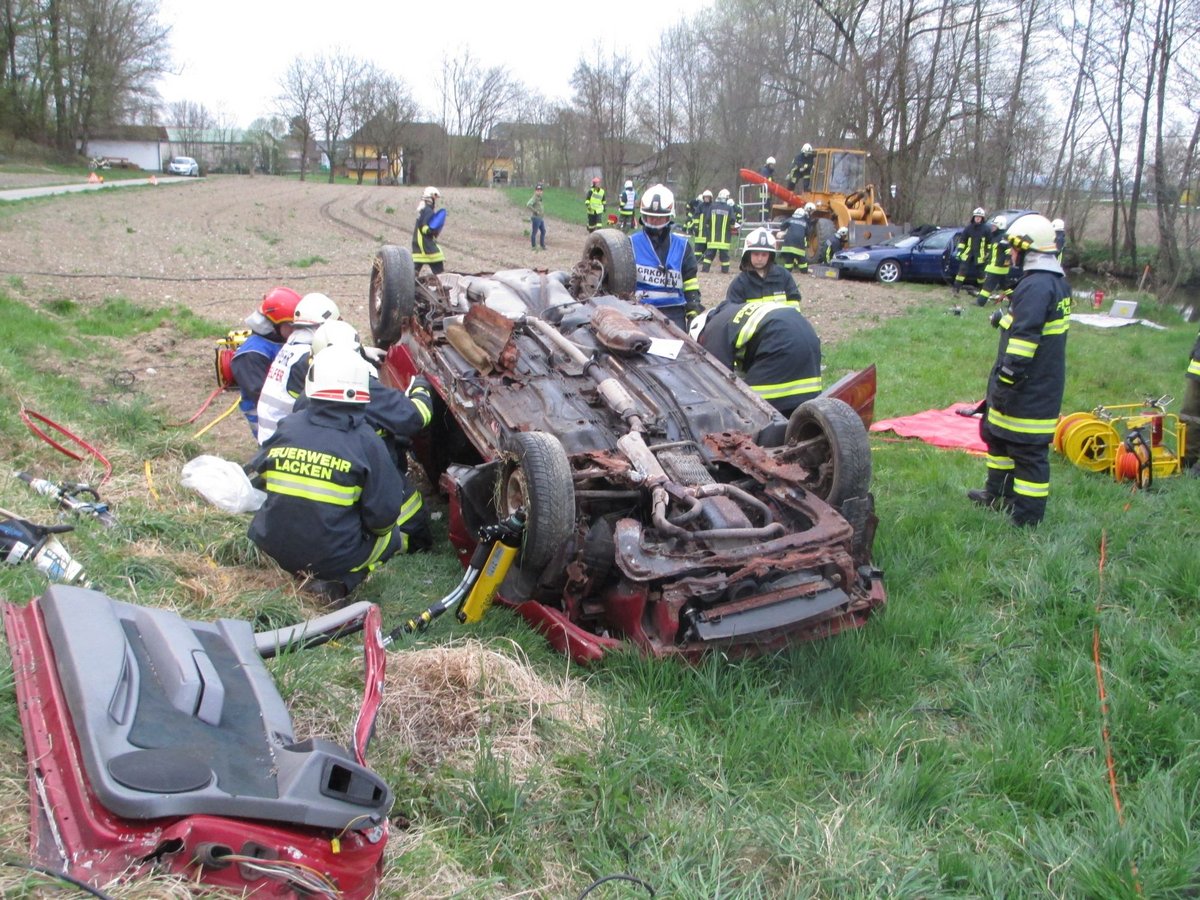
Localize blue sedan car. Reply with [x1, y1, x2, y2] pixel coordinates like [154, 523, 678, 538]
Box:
[830, 227, 958, 284]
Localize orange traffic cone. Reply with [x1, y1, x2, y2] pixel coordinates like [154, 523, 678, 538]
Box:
[87, 171, 100, 184]
[149, 175, 158, 186]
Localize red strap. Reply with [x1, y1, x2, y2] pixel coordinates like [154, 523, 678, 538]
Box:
[19, 407, 113, 484]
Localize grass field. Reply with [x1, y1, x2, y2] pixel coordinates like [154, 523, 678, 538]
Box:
[1, 278, 1198, 897]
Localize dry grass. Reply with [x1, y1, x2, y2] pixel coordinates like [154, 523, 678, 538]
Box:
[375, 637, 603, 775]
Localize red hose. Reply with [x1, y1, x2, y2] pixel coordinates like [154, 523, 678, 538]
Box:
[172, 385, 225, 426]
[19, 406, 113, 485]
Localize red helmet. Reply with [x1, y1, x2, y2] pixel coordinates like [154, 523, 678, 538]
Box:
[245, 286, 301, 335]
[592, 177, 601, 185]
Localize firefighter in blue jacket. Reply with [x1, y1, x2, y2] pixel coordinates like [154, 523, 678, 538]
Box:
[412, 186, 445, 275]
[968, 213, 1070, 527]
[232, 286, 301, 439]
[248, 347, 432, 601]
[698, 227, 821, 416]
[630, 183, 702, 331]
[701, 191, 736, 273]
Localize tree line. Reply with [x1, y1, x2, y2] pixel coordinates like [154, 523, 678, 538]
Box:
[2, 0, 1198, 294]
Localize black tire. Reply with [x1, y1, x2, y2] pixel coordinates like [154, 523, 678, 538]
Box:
[784, 397, 872, 508]
[582, 229, 637, 296]
[499, 431, 575, 569]
[369, 245, 415, 348]
[875, 259, 902, 284]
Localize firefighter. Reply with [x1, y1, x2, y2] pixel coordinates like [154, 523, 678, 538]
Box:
[821, 226, 848, 263]
[298, 320, 433, 473]
[969, 213, 1070, 527]
[701, 191, 735, 274]
[776, 207, 811, 273]
[232, 286, 301, 439]
[719, 188, 743, 237]
[618, 180, 637, 232]
[954, 207, 989, 293]
[256, 292, 340, 445]
[975, 216, 1011, 307]
[248, 347, 432, 601]
[630, 183, 702, 331]
[786, 143, 816, 192]
[691, 190, 713, 259]
[1051, 217, 1066, 263]
[584, 176, 606, 232]
[698, 227, 821, 416]
[759, 156, 776, 180]
[412, 186, 445, 275]
[1181, 326, 1200, 472]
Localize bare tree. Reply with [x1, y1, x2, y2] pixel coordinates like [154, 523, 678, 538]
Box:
[166, 99, 212, 160]
[314, 49, 368, 184]
[1, 0, 169, 152]
[571, 47, 639, 189]
[436, 49, 520, 185]
[277, 58, 319, 180]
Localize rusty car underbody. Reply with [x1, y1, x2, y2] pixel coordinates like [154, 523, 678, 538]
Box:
[368, 231, 885, 661]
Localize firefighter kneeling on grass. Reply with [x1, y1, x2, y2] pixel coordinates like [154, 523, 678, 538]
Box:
[247, 347, 433, 601]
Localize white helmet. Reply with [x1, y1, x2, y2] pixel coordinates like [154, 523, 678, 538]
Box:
[740, 227, 777, 267]
[1005, 213, 1058, 253]
[422, 186, 440, 201]
[801, 143, 813, 153]
[993, 215, 1008, 232]
[624, 179, 633, 189]
[790, 206, 807, 220]
[804, 202, 816, 214]
[293, 292, 340, 327]
[304, 346, 371, 404]
[640, 184, 675, 228]
[1051, 218, 1065, 231]
[972, 207, 986, 218]
[701, 189, 713, 201]
[836, 226, 849, 239]
[311, 319, 361, 358]
[766, 156, 776, 166]
[717, 188, 731, 201]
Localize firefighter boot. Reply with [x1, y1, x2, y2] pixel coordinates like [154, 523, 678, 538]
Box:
[967, 472, 1013, 512]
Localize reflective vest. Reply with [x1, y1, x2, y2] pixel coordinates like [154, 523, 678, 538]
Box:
[585, 187, 605, 214]
[631, 230, 687, 307]
[257, 333, 314, 444]
[231, 333, 281, 438]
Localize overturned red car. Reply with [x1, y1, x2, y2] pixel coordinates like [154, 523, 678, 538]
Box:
[369, 229, 885, 662]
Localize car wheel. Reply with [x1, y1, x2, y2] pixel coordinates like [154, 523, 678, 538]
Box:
[875, 259, 901, 284]
[500, 431, 575, 570]
[784, 397, 872, 508]
[369, 245, 415, 348]
[582, 229, 637, 295]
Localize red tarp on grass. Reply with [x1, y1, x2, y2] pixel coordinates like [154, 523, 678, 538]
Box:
[870, 402, 988, 454]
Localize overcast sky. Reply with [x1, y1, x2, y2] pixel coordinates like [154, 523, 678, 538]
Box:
[155, 0, 711, 127]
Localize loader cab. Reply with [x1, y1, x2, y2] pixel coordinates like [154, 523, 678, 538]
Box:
[810, 149, 869, 194]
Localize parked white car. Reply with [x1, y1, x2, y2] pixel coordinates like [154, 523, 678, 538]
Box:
[166, 156, 200, 177]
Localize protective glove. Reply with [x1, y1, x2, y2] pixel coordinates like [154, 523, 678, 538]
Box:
[989, 307, 1004, 328]
[407, 374, 433, 398]
[684, 300, 704, 323]
[362, 346, 387, 364]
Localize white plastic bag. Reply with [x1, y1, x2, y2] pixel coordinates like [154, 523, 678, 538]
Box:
[180, 455, 266, 514]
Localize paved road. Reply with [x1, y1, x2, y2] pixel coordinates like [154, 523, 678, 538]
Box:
[0, 175, 198, 201]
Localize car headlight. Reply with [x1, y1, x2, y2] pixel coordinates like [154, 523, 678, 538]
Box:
[844, 252, 871, 261]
